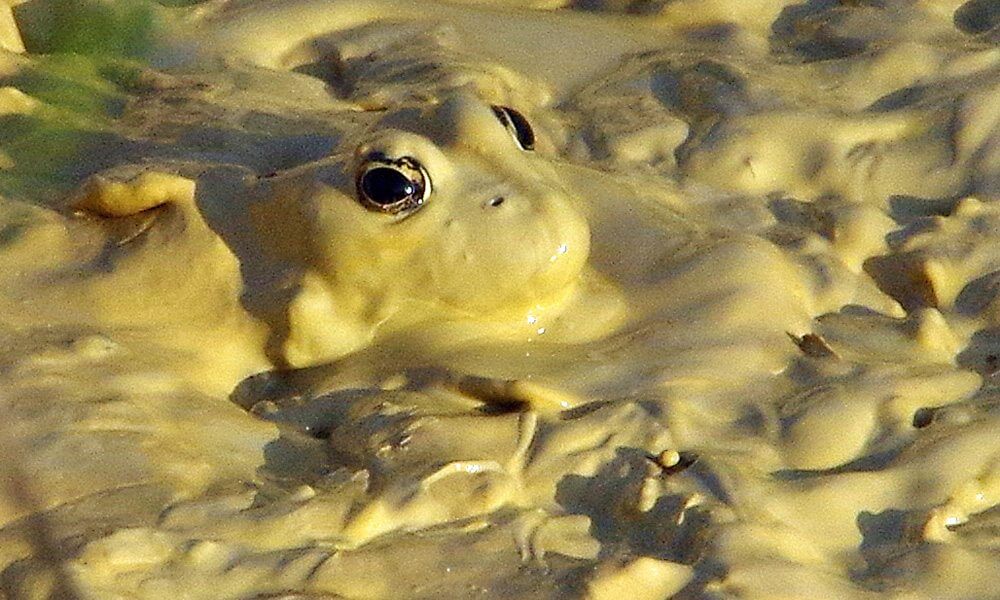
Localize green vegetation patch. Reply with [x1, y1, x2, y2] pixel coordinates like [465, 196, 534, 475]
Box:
[0, 0, 193, 202]
[0, 55, 144, 202]
[15, 0, 172, 58]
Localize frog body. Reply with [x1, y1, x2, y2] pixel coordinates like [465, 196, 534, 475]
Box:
[67, 92, 613, 378]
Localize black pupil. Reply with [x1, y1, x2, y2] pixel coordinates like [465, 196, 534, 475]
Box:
[361, 167, 415, 205]
[491, 105, 535, 151]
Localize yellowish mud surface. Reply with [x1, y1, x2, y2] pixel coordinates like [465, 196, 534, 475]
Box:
[0, 0, 998, 597]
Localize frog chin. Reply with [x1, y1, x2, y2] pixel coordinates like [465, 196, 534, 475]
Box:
[368, 264, 626, 353]
[277, 256, 595, 369]
[277, 260, 627, 370]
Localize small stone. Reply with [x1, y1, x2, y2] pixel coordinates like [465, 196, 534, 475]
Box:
[657, 449, 681, 468]
[652, 449, 697, 475]
[788, 332, 839, 359]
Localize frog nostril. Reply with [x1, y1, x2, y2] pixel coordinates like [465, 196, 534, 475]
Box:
[487, 196, 505, 208]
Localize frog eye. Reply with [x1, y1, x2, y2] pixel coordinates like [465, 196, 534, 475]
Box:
[355, 156, 431, 216]
[491, 105, 535, 151]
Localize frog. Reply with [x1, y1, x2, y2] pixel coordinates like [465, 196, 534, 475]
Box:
[66, 90, 629, 400]
[247, 94, 600, 369]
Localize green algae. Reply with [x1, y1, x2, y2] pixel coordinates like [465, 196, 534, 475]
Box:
[14, 0, 168, 58]
[0, 55, 144, 203]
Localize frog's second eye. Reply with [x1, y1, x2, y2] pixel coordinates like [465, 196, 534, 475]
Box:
[491, 105, 535, 151]
[355, 156, 431, 216]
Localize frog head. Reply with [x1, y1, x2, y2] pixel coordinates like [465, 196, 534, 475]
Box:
[261, 94, 593, 367]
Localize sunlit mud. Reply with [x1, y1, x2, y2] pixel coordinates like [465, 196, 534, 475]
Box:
[0, 0, 998, 598]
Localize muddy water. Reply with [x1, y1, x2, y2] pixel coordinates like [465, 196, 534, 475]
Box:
[0, 0, 998, 598]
